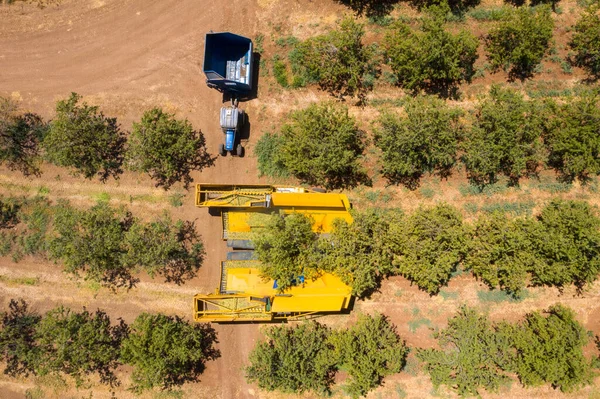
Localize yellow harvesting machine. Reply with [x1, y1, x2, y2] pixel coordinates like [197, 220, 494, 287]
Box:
[193, 184, 354, 322]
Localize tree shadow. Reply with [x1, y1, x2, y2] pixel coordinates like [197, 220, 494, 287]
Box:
[336, 0, 400, 17]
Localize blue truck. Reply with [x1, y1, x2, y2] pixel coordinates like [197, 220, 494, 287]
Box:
[203, 32, 253, 95]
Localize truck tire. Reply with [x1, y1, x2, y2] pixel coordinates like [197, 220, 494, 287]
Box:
[219, 143, 226, 156]
[236, 144, 244, 157]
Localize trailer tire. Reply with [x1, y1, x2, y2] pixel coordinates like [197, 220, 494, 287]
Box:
[236, 144, 244, 157]
[219, 144, 226, 156]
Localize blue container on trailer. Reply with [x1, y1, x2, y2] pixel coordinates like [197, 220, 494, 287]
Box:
[203, 32, 253, 95]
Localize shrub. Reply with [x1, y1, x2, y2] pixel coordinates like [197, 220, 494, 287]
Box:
[34, 306, 126, 387]
[120, 313, 219, 392]
[43, 93, 126, 181]
[533, 199, 600, 290]
[245, 321, 336, 395]
[569, 5, 600, 80]
[330, 313, 408, 398]
[418, 306, 512, 397]
[498, 304, 593, 392]
[466, 213, 545, 296]
[277, 102, 368, 189]
[0, 97, 47, 177]
[320, 209, 401, 297]
[411, 0, 482, 14]
[375, 95, 462, 188]
[49, 201, 137, 289]
[0, 299, 41, 378]
[123, 216, 205, 285]
[336, 0, 399, 17]
[289, 18, 378, 99]
[253, 212, 320, 292]
[543, 93, 600, 182]
[461, 86, 546, 186]
[383, 7, 478, 96]
[127, 108, 214, 190]
[485, 6, 554, 80]
[389, 204, 469, 294]
[254, 132, 289, 178]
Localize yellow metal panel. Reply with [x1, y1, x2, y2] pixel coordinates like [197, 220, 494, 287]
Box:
[271, 295, 347, 312]
[270, 193, 350, 209]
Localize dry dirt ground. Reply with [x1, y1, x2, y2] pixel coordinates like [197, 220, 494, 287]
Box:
[0, 1, 599, 398]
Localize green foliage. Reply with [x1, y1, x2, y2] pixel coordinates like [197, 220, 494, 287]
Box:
[34, 306, 126, 387]
[0, 97, 48, 177]
[123, 217, 204, 285]
[569, 5, 600, 79]
[418, 306, 512, 397]
[320, 209, 401, 297]
[336, 0, 399, 17]
[0, 197, 20, 229]
[542, 93, 600, 182]
[12, 196, 53, 258]
[253, 131, 290, 178]
[485, 6, 554, 80]
[245, 321, 336, 395]
[383, 8, 478, 96]
[466, 214, 544, 296]
[120, 313, 219, 392]
[411, 0, 482, 14]
[277, 102, 368, 189]
[49, 201, 137, 289]
[498, 304, 593, 392]
[289, 18, 378, 99]
[43, 93, 126, 181]
[375, 95, 462, 188]
[49, 201, 204, 289]
[532, 199, 600, 290]
[0, 299, 41, 378]
[127, 108, 214, 190]
[390, 204, 469, 294]
[330, 313, 408, 398]
[467, 6, 509, 21]
[272, 54, 289, 87]
[461, 86, 546, 186]
[253, 212, 319, 292]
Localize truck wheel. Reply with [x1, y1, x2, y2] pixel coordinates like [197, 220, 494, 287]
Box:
[236, 144, 244, 157]
[219, 144, 226, 156]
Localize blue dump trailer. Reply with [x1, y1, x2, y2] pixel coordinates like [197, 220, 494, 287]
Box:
[203, 32, 253, 95]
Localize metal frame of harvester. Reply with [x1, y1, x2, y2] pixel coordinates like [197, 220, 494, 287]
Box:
[193, 184, 354, 323]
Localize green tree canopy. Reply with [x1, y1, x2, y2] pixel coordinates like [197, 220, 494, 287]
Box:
[569, 4, 600, 80]
[253, 212, 320, 292]
[120, 313, 219, 392]
[49, 201, 204, 289]
[34, 306, 126, 387]
[123, 216, 204, 285]
[0, 299, 41, 378]
[320, 209, 401, 297]
[498, 304, 593, 392]
[49, 201, 137, 289]
[0, 97, 48, 177]
[418, 306, 512, 397]
[533, 199, 600, 290]
[277, 102, 368, 189]
[542, 93, 600, 182]
[290, 18, 378, 99]
[465, 213, 545, 297]
[43, 93, 126, 181]
[411, 0, 481, 14]
[246, 321, 336, 395]
[127, 108, 214, 190]
[389, 204, 469, 294]
[375, 95, 462, 188]
[461, 86, 546, 186]
[330, 313, 408, 398]
[485, 6, 554, 80]
[383, 7, 478, 96]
